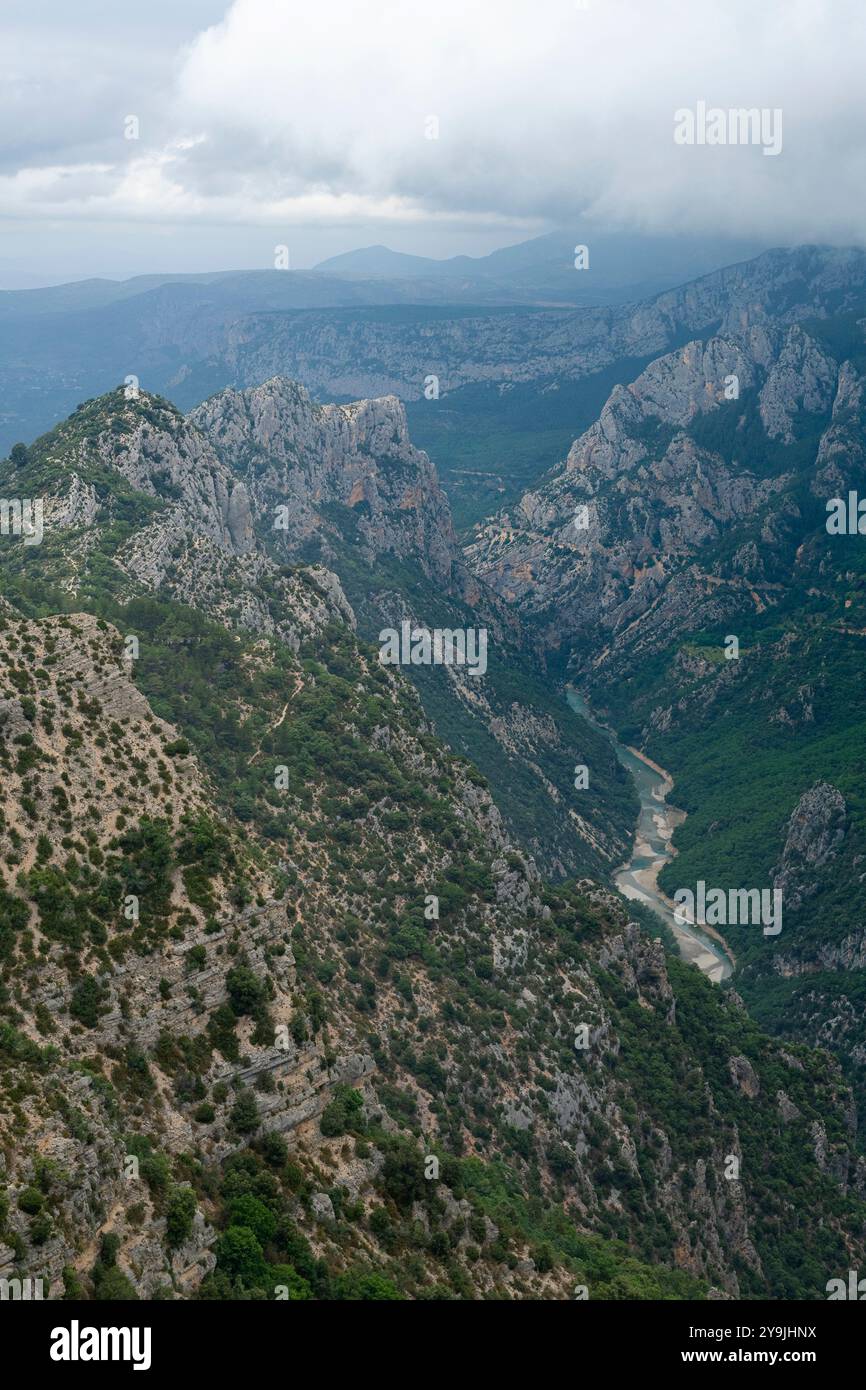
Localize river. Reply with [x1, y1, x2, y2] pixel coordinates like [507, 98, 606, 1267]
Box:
[567, 689, 733, 984]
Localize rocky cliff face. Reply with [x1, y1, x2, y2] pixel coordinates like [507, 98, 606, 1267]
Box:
[42, 392, 254, 555]
[203, 246, 866, 405]
[21, 391, 357, 653]
[2, 382, 638, 890]
[190, 378, 457, 588]
[772, 783, 848, 911]
[464, 320, 843, 666]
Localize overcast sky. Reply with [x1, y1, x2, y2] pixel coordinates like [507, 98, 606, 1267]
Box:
[1, 0, 864, 287]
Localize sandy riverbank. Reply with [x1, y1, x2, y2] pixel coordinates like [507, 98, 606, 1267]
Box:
[619, 744, 737, 977]
[566, 688, 735, 982]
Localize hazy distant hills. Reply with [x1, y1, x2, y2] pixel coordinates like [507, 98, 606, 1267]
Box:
[0, 230, 765, 456]
[0, 228, 766, 318]
[315, 230, 767, 303]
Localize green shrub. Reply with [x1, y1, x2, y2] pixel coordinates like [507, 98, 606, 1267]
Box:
[320, 1085, 365, 1138]
[69, 975, 107, 1028]
[229, 1089, 259, 1135]
[166, 1186, 197, 1248]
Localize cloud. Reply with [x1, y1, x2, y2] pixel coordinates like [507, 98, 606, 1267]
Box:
[2, 0, 866, 248]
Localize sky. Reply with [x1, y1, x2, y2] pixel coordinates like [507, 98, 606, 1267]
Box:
[1, 0, 864, 287]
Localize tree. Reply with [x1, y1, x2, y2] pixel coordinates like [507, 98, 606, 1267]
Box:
[99, 1233, 121, 1266]
[118, 817, 174, 914]
[225, 964, 265, 1016]
[10, 443, 28, 469]
[380, 1136, 425, 1208]
[259, 1131, 288, 1168]
[166, 1186, 197, 1248]
[320, 1084, 364, 1138]
[333, 1269, 403, 1300]
[69, 975, 109, 1028]
[17, 1185, 43, 1215]
[227, 1194, 276, 1246]
[0, 887, 28, 962]
[271, 1264, 312, 1300]
[186, 944, 207, 973]
[93, 1266, 139, 1301]
[215, 1226, 267, 1285]
[229, 1089, 259, 1135]
[30, 1210, 52, 1244]
[140, 1150, 170, 1194]
[91, 1232, 139, 1300]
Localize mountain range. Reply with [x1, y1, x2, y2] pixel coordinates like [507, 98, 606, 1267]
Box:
[0, 229, 766, 462]
[1, 242, 865, 1302]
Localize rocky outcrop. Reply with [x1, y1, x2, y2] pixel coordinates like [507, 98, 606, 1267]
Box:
[190, 377, 457, 588]
[772, 782, 847, 910]
[758, 327, 837, 442]
[465, 328, 793, 659]
[729, 1056, 760, 1099]
[464, 308, 853, 694]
